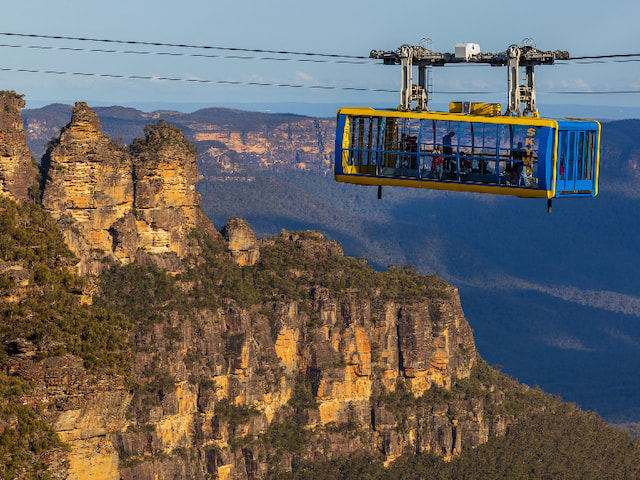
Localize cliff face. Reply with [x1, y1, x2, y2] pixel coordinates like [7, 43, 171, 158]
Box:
[40, 103, 217, 275]
[12, 355, 130, 480]
[3, 216, 495, 480]
[192, 115, 334, 174]
[0, 98, 573, 479]
[0, 91, 38, 203]
[105, 230, 486, 480]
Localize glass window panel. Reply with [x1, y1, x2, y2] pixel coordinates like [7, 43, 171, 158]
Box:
[558, 131, 567, 181]
[577, 131, 585, 180]
[587, 131, 595, 180]
[567, 131, 575, 181]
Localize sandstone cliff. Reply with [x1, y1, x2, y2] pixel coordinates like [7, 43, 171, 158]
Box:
[130, 120, 215, 262]
[221, 217, 260, 266]
[90, 229, 535, 480]
[40, 102, 217, 275]
[0, 91, 38, 203]
[189, 112, 333, 175]
[2, 198, 510, 479]
[0, 97, 610, 480]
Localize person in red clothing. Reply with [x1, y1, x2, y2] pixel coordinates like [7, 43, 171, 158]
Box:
[431, 146, 444, 179]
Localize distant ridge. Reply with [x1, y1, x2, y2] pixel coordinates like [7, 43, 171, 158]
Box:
[24, 100, 640, 119]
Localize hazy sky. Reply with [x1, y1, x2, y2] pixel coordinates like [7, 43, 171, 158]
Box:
[2, 0, 639, 115]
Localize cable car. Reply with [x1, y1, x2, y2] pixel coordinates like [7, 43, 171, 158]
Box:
[334, 43, 601, 211]
[335, 106, 600, 199]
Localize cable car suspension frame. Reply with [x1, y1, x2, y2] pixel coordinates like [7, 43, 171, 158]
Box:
[369, 40, 570, 117]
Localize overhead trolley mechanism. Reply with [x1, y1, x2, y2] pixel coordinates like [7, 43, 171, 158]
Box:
[369, 40, 569, 116]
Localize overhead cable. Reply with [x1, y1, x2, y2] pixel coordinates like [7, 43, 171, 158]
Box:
[0, 31, 371, 60]
[4, 66, 638, 96]
[1, 32, 639, 97]
[0, 66, 396, 93]
[0, 42, 373, 65]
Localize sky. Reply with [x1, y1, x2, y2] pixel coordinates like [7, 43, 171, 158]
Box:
[1, 0, 639, 117]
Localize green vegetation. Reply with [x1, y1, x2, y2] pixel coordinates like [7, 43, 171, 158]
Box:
[379, 407, 640, 479]
[178, 229, 452, 313]
[96, 227, 453, 333]
[0, 198, 131, 374]
[261, 418, 313, 462]
[280, 366, 640, 480]
[0, 372, 66, 479]
[373, 358, 559, 424]
[95, 262, 189, 325]
[214, 399, 261, 430]
[287, 373, 318, 411]
[0, 198, 133, 478]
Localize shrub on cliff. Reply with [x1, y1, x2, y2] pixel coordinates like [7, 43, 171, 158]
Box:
[0, 372, 66, 479]
[0, 198, 131, 375]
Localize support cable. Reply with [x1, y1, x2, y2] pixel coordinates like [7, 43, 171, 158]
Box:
[0, 32, 371, 60]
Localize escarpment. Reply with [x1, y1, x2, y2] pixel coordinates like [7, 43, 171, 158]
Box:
[0, 95, 607, 480]
[99, 230, 481, 479]
[40, 102, 218, 275]
[92, 230, 552, 480]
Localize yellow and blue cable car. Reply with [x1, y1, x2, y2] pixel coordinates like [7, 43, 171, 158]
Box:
[334, 106, 600, 200]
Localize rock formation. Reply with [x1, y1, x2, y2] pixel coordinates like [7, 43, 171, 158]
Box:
[130, 121, 215, 262]
[40, 102, 136, 274]
[0, 91, 38, 203]
[40, 103, 217, 275]
[221, 216, 260, 266]
[0, 97, 584, 479]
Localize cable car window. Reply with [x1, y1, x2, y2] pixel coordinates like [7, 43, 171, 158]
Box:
[567, 131, 575, 181]
[359, 118, 363, 167]
[348, 117, 356, 166]
[587, 132, 596, 180]
[362, 117, 372, 167]
[458, 122, 473, 179]
[398, 118, 419, 173]
[367, 117, 374, 167]
[381, 117, 400, 174]
[360, 117, 368, 167]
[495, 124, 539, 187]
[474, 122, 494, 176]
[577, 131, 585, 180]
[419, 119, 436, 153]
[559, 131, 567, 181]
[436, 120, 455, 157]
[374, 117, 383, 172]
[419, 119, 437, 178]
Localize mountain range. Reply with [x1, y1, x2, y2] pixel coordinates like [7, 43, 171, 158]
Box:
[1, 94, 638, 478]
[22, 103, 640, 423]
